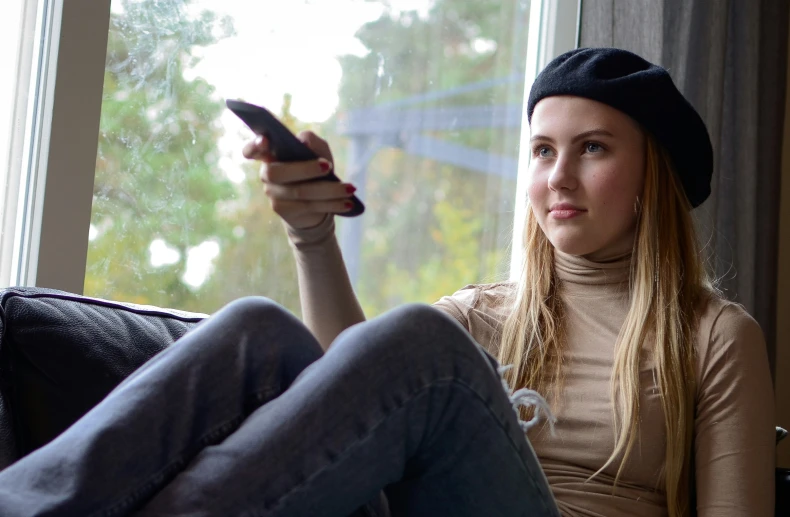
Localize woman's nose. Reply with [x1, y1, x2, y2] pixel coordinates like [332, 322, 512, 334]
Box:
[547, 155, 579, 192]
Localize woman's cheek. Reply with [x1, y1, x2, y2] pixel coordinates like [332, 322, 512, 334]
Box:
[527, 167, 548, 204]
[588, 167, 632, 206]
[527, 182, 540, 203]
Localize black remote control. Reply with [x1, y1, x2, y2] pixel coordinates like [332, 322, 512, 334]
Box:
[226, 99, 365, 217]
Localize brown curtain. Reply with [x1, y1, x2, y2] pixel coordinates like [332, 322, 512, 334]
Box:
[579, 0, 790, 379]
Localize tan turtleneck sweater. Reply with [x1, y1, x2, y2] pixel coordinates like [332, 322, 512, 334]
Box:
[434, 250, 776, 517]
[287, 217, 775, 517]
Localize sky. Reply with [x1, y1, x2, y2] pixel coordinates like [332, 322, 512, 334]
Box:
[184, 0, 387, 183]
[185, 0, 390, 121]
[183, 0, 432, 183]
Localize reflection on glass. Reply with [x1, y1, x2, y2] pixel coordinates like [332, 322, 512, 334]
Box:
[85, 0, 531, 316]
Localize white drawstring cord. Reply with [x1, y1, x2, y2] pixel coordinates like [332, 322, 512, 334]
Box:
[497, 364, 557, 434]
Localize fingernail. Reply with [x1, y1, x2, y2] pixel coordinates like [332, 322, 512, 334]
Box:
[255, 135, 265, 146]
[318, 159, 332, 173]
[346, 185, 357, 194]
[345, 201, 354, 210]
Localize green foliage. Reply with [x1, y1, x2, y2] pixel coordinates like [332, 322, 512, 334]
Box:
[87, 0, 230, 308]
[86, 0, 301, 313]
[359, 199, 505, 315]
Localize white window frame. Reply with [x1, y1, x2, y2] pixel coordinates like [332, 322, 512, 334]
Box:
[2, 0, 578, 295]
[2, 0, 110, 294]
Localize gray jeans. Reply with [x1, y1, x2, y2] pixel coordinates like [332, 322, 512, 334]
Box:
[0, 298, 560, 517]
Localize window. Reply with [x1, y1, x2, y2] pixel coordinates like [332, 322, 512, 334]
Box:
[0, 0, 37, 287]
[4, 0, 578, 316]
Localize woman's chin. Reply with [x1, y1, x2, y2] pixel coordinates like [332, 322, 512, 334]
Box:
[547, 233, 634, 261]
[546, 234, 598, 257]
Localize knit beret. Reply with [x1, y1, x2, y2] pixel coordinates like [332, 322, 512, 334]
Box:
[527, 47, 713, 208]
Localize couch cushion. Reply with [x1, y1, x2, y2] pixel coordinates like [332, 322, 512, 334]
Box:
[0, 287, 206, 470]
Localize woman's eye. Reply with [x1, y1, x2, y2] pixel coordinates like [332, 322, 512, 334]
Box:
[585, 142, 603, 153]
[535, 146, 553, 158]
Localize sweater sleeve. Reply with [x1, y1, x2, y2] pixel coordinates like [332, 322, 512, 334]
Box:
[694, 302, 775, 516]
[432, 286, 479, 331]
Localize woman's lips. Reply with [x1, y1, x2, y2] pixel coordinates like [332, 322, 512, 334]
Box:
[550, 209, 585, 219]
[549, 203, 586, 219]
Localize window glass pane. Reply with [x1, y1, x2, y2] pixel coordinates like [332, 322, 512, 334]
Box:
[85, 0, 531, 316]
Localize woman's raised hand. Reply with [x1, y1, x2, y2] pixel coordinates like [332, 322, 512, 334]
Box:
[242, 131, 357, 230]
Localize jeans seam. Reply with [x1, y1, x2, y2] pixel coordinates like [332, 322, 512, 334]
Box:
[90, 386, 279, 517]
[249, 377, 556, 517]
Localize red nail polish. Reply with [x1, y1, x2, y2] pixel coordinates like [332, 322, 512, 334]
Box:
[346, 185, 357, 194]
[345, 201, 354, 210]
[319, 160, 332, 173]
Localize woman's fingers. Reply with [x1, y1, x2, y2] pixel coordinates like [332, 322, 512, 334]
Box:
[260, 158, 334, 185]
[242, 135, 270, 160]
[241, 130, 354, 229]
[243, 131, 332, 163]
[298, 131, 334, 163]
[264, 181, 356, 202]
[270, 198, 355, 219]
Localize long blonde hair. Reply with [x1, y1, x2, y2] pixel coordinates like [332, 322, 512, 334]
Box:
[498, 135, 715, 517]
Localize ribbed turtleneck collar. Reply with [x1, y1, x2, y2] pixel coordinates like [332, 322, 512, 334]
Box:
[554, 249, 632, 296]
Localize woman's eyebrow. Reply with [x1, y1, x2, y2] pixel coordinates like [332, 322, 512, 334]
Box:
[571, 129, 614, 143]
[530, 128, 615, 143]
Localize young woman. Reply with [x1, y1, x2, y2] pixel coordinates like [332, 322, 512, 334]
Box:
[0, 48, 775, 517]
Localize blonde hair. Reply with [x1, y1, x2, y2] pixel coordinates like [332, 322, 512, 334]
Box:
[498, 135, 716, 517]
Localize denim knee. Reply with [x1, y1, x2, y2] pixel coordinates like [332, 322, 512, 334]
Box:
[196, 297, 322, 384]
[368, 304, 554, 433]
[352, 303, 493, 371]
[376, 303, 458, 331]
[217, 296, 290, 326]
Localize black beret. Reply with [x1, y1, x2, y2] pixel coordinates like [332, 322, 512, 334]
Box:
[527, 47, 713, 208]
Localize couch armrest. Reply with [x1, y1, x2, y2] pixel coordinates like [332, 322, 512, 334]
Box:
[0, 287, 206, 470]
